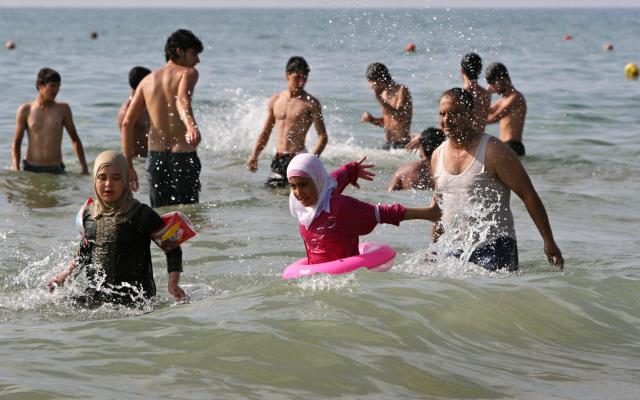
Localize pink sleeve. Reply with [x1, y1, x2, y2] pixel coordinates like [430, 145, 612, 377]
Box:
[331, 162, 359, 194]
[377, 204, 406, 226]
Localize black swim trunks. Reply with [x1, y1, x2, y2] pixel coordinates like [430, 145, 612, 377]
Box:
[382, 137, 410, 150]
[452, 236, 519, 272]
[22, 160, 65, 174]
[266, 153, 297, 188]
[147, 151, 201, 208]
[505, 140, 526, 156]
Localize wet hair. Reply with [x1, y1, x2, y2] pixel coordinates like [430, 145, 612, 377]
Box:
[285, 56, 310, 75]
[485, 62, 511, 84]
[128, 66, 151, 90]
[366, 63, 392, 82]
[461, 52, 482, 80]
[164, 29, 203, 62]
[420, 127, 446, 157]
[35, 68, 61, 89]
[440, 87, 475, 112]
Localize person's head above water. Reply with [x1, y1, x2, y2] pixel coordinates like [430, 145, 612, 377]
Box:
[286, 56, 310, 76]
[366, 62, 392, 83]
[485, 62, 510, 84]
[461, 52, 482, 81]
[286, 154, 337, 229]
[128, 66, 151, 90]
[420, 127, 447, 158]
[92, 151, 136, 217]
[35, 68, 61, 91]
[439, 88, 475, 140]
[164, 29, 203, 63]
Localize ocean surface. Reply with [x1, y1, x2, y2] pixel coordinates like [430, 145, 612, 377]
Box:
[1, 7, 639, 399]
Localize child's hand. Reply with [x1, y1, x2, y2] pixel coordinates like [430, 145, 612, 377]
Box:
[47, 270, 69, 292]
[354, 156, 375, 188]
[404, 134, 422, 152]
[429, 196, 442, 222]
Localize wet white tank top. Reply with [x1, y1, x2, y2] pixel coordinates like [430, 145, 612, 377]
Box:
[434, 134, 516, 247]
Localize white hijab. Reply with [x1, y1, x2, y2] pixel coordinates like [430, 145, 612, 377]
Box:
[287, 154, 337, 229]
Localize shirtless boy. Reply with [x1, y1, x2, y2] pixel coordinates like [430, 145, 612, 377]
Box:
[361, 63, 412, 150]
[461, 53, 491, 132]
[11, 68, 89, 175]
[121, 29, 203, 207]
[118, 66, 151, 158]
[246, 56, 329, 188]
[388, 127, 445, 191]
[485, 62, 527, 156]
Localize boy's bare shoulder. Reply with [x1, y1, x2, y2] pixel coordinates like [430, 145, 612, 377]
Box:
[16, 102, 32, 117]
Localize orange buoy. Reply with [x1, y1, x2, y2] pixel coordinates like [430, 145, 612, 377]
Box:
[563, 34, 573, 41]
[4, 40, 16, 50]
[404, 43, 416, 53]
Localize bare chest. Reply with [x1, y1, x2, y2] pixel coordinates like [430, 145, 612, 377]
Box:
[273, 97, 311, 122]
[27, 107, 64, 133]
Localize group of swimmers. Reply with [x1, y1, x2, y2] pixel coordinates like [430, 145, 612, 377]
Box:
[9, 28, 563, 307]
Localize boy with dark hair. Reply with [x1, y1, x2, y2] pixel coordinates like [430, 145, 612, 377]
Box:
[12, 68, 89, 175]
[388, 127, 446, 191]
[485, 62, 527, 156]
[246, 56, 329, 188]
[461, 52, 491, 132]
[122, 29, 203, 207]
[361, 63, 412, 150]
[118, 66, 151, 158]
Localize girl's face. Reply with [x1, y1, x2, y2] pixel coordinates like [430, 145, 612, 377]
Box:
[288, 176, 318, 207]
[95, 165, 125, 204]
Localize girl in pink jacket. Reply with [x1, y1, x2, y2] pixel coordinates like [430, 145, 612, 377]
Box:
[286, 153, 441, 264]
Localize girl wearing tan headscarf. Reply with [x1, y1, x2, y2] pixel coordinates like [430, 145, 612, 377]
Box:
[48, 151, 186, 306]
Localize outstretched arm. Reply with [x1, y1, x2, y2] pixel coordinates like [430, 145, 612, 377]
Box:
[176, 68, 201, 147]
[491, 141, 564, 269]
[331, 156, 375, 193]
[63, 104, 89, 175]
[361, 111, 384, 127]
[47, 259, 78, 292]
[11, 105, 28, 171]
[403, 197, 441, 222]
[246, 96, 276, 172]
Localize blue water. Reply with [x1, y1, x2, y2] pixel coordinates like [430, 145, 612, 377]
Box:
[1, 7, 639, 399]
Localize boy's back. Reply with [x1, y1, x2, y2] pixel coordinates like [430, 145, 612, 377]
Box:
[139, 63, 199, 153]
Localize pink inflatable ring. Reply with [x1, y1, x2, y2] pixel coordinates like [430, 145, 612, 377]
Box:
[282, 242, 396, 280]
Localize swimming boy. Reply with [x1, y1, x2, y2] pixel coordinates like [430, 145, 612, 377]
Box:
[388, 127, 446, 191]
[361, 63, 412, 150]
[246, 56, 329, 188]
[121, 29, 203, 207]
[485, 62, 527, 156]
[461, 53, 491, 132]
[118, 66, 151, 158]
[11, 68, 89, 175]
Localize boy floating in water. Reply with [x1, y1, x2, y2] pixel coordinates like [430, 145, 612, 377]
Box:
[48, 151, 186, 306]
[361, 63, 413, 150]
[11, 68, 89, 175]
[287, 154, 440, 264]
[388, 127, 446, 191]
[485, 62, 527, 156]
[118, 66, 151, 158]
[246, 56, 329, 188]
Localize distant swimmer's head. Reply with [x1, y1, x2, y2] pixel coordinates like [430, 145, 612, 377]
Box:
[35, 68, 61, 99]
[439, 88, 475, 139]
[128, 66, 151, 90]
[366, 62, 392, 89]
[287, 154, 337, 229]
[485, 62, 511, 94]
[285, 56, 310, 90]
[461, 52, 482, 80]
[165, 29, 203, 66]
[420, 127, 447, 159]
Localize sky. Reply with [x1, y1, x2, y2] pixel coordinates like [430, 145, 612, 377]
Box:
[0, 0, 638, 7]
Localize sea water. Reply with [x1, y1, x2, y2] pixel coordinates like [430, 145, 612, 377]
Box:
[0, 7, 639, 399]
